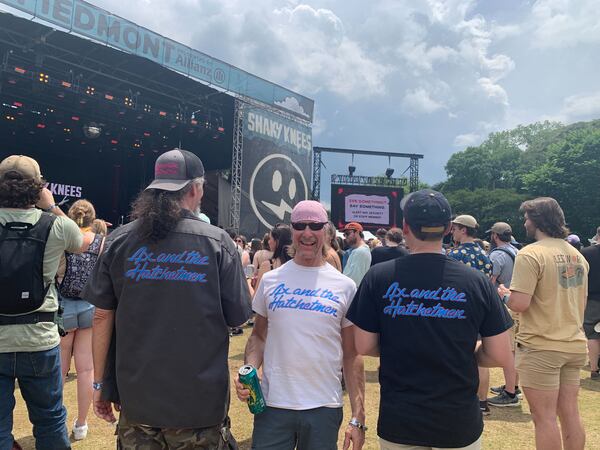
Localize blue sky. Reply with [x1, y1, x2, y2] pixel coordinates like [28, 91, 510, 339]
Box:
[4, 0, 600, 206]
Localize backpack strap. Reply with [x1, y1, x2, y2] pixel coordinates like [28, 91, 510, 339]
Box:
[490, 247, 515, 262]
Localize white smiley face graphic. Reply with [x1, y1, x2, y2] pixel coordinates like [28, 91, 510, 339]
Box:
[249, 154, 308, 229]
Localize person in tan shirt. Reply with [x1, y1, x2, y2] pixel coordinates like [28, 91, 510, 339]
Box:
[500, 197, 589, 450]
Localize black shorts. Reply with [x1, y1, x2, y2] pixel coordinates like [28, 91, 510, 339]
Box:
[583, 299, 600, 339]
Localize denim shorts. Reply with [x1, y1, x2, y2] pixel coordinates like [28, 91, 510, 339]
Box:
[61, 298, 94, 330]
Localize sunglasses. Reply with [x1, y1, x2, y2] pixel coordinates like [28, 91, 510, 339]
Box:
[291, 222, 327, 231]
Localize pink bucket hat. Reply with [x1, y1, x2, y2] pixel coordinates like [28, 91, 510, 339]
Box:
[290, 200, 328, 223]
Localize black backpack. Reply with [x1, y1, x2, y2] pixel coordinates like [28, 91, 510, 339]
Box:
[0, 212, 56, 315]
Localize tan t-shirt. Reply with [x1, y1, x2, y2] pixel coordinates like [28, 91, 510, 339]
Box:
[0, 208, 83, 352]
[510, 238, 589, 353]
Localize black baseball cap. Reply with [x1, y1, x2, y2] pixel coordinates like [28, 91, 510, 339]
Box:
[145, 149, 205, 191]
[401, 189, 452, 233]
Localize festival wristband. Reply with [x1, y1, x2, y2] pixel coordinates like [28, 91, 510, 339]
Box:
[43, 204, 58, 212]
[92, 381, 104, 391]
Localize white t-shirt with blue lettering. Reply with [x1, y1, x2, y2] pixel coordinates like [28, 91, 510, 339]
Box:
[252, 259, 357, 410]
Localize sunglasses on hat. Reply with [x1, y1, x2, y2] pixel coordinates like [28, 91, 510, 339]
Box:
[291, 222, 327, 231]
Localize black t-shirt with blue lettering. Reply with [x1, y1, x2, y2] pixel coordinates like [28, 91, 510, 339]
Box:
[347, 253, 512, 448]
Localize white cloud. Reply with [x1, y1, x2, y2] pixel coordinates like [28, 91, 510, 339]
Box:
[453, 132, 481, 147]
[402, 88, 445, 115]
[531, 0, 600, 48]
[560, 91, 600, 121]
[477, 77, 509, 106]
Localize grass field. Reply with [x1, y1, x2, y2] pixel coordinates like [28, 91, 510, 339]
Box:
[11, 327, 600, 449]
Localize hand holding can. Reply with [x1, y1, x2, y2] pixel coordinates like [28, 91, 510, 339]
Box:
[238, 365, 266, 414]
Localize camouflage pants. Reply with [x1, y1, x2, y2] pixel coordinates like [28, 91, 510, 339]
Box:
[117, 413, 230, 450]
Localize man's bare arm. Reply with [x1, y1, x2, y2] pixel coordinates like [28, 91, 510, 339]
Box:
[354, 327, 380, 357]
[92, 307, 115, 384]
[244, 313, 268, 368]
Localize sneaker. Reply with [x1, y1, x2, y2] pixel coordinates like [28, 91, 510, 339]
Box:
[229, 327, 244, 336]
[72, 419, 88, 441]
[488, 390, 520, 407]
[490, 384, 522, 398]
[479, 400, 491, 416]
[591, 370, 600, 380]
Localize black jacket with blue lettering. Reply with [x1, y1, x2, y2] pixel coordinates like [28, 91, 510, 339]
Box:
[83, 211, 251, 428]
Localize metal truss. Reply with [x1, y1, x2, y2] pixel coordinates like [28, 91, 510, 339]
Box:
[311, 147, 322, 200]
[409, 157, 420, 192]
[331, 174, 408, 187]
[229, 98, 244, 231]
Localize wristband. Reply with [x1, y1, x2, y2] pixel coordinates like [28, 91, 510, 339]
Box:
[92, 381, 104, 391]
[348, 417, 367, 431]
[43, 204, 58, 212]
[502, 294, 510, 305]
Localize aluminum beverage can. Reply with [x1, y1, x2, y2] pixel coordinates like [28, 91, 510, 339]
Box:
[238, 365, 266, 414]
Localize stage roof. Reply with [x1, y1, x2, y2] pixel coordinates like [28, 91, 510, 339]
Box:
[0, 0, 314, 122]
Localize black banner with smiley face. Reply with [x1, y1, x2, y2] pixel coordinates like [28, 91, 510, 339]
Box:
[239, 106, 312, 237]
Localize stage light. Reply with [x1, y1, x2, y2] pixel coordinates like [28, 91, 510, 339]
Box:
[175, 112, 183, 121]
[143, 104, 152, 112]
[110, 139, 118, 145]
[14, 67, 26, 74]
[12, 102, 22, 108]
[348, 165, 356, 176]
[217, 126, 225, 133]
[63, 128, 71, 133]
[124, 97, 134, 108]
[190, 119, 198, 125]
[38, 73, 49, 83]
[36, 123, 46, 129]
[159, 111, 167, 117]
[83, 122, 102, 139]
[61, 81, 72, 88]
[57, 93, 65, 99]
[71, 116, 80, 121]
[5, 115, 15, 121]
[105, 94, 114, 101]
[8, 79, 17, 85]
[86, 86, 95, 95]
[385, 168, 394, 178]
[143, 132, 151, 137]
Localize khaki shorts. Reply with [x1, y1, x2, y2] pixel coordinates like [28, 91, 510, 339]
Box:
[380, 436, 482, 450]
[515, 345, 586, 390]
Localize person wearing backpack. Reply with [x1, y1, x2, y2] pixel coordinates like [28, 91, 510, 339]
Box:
[486, 222, 521, 408]
[58, 200, 106, 442]
[0, 155, 94, 450]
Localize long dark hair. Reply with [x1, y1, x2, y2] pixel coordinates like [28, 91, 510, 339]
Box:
[520, 197, 569, 239]
[131, 181, 198, 242]
[271, 224, 292, 264]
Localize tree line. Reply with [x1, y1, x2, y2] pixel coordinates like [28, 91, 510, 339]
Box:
[433, 120, 600, 244]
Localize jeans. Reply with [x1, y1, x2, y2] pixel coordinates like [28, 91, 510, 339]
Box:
[0, 346, 71, 450]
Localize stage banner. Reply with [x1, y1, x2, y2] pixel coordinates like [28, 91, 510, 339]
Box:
[0, 0, 314, 121]
[239, 106, 312, 238]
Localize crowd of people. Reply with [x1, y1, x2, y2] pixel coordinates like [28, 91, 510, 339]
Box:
[0, 150, 598, 450]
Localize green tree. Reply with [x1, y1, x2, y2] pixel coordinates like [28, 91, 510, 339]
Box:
[523, 125, 600, 238]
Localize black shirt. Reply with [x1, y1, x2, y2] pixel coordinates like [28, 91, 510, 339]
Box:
[83, 213, 251, 428]
[582, 245, 600, 301]
[370, 245, 410, 266]
[347, 253, 512, 448]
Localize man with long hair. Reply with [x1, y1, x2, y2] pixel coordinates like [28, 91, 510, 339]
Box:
[500, 197, 589, 450]
[84, 149, 251, 449]
[0, 155, 93, 450]
[236, 200, 366, 450]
